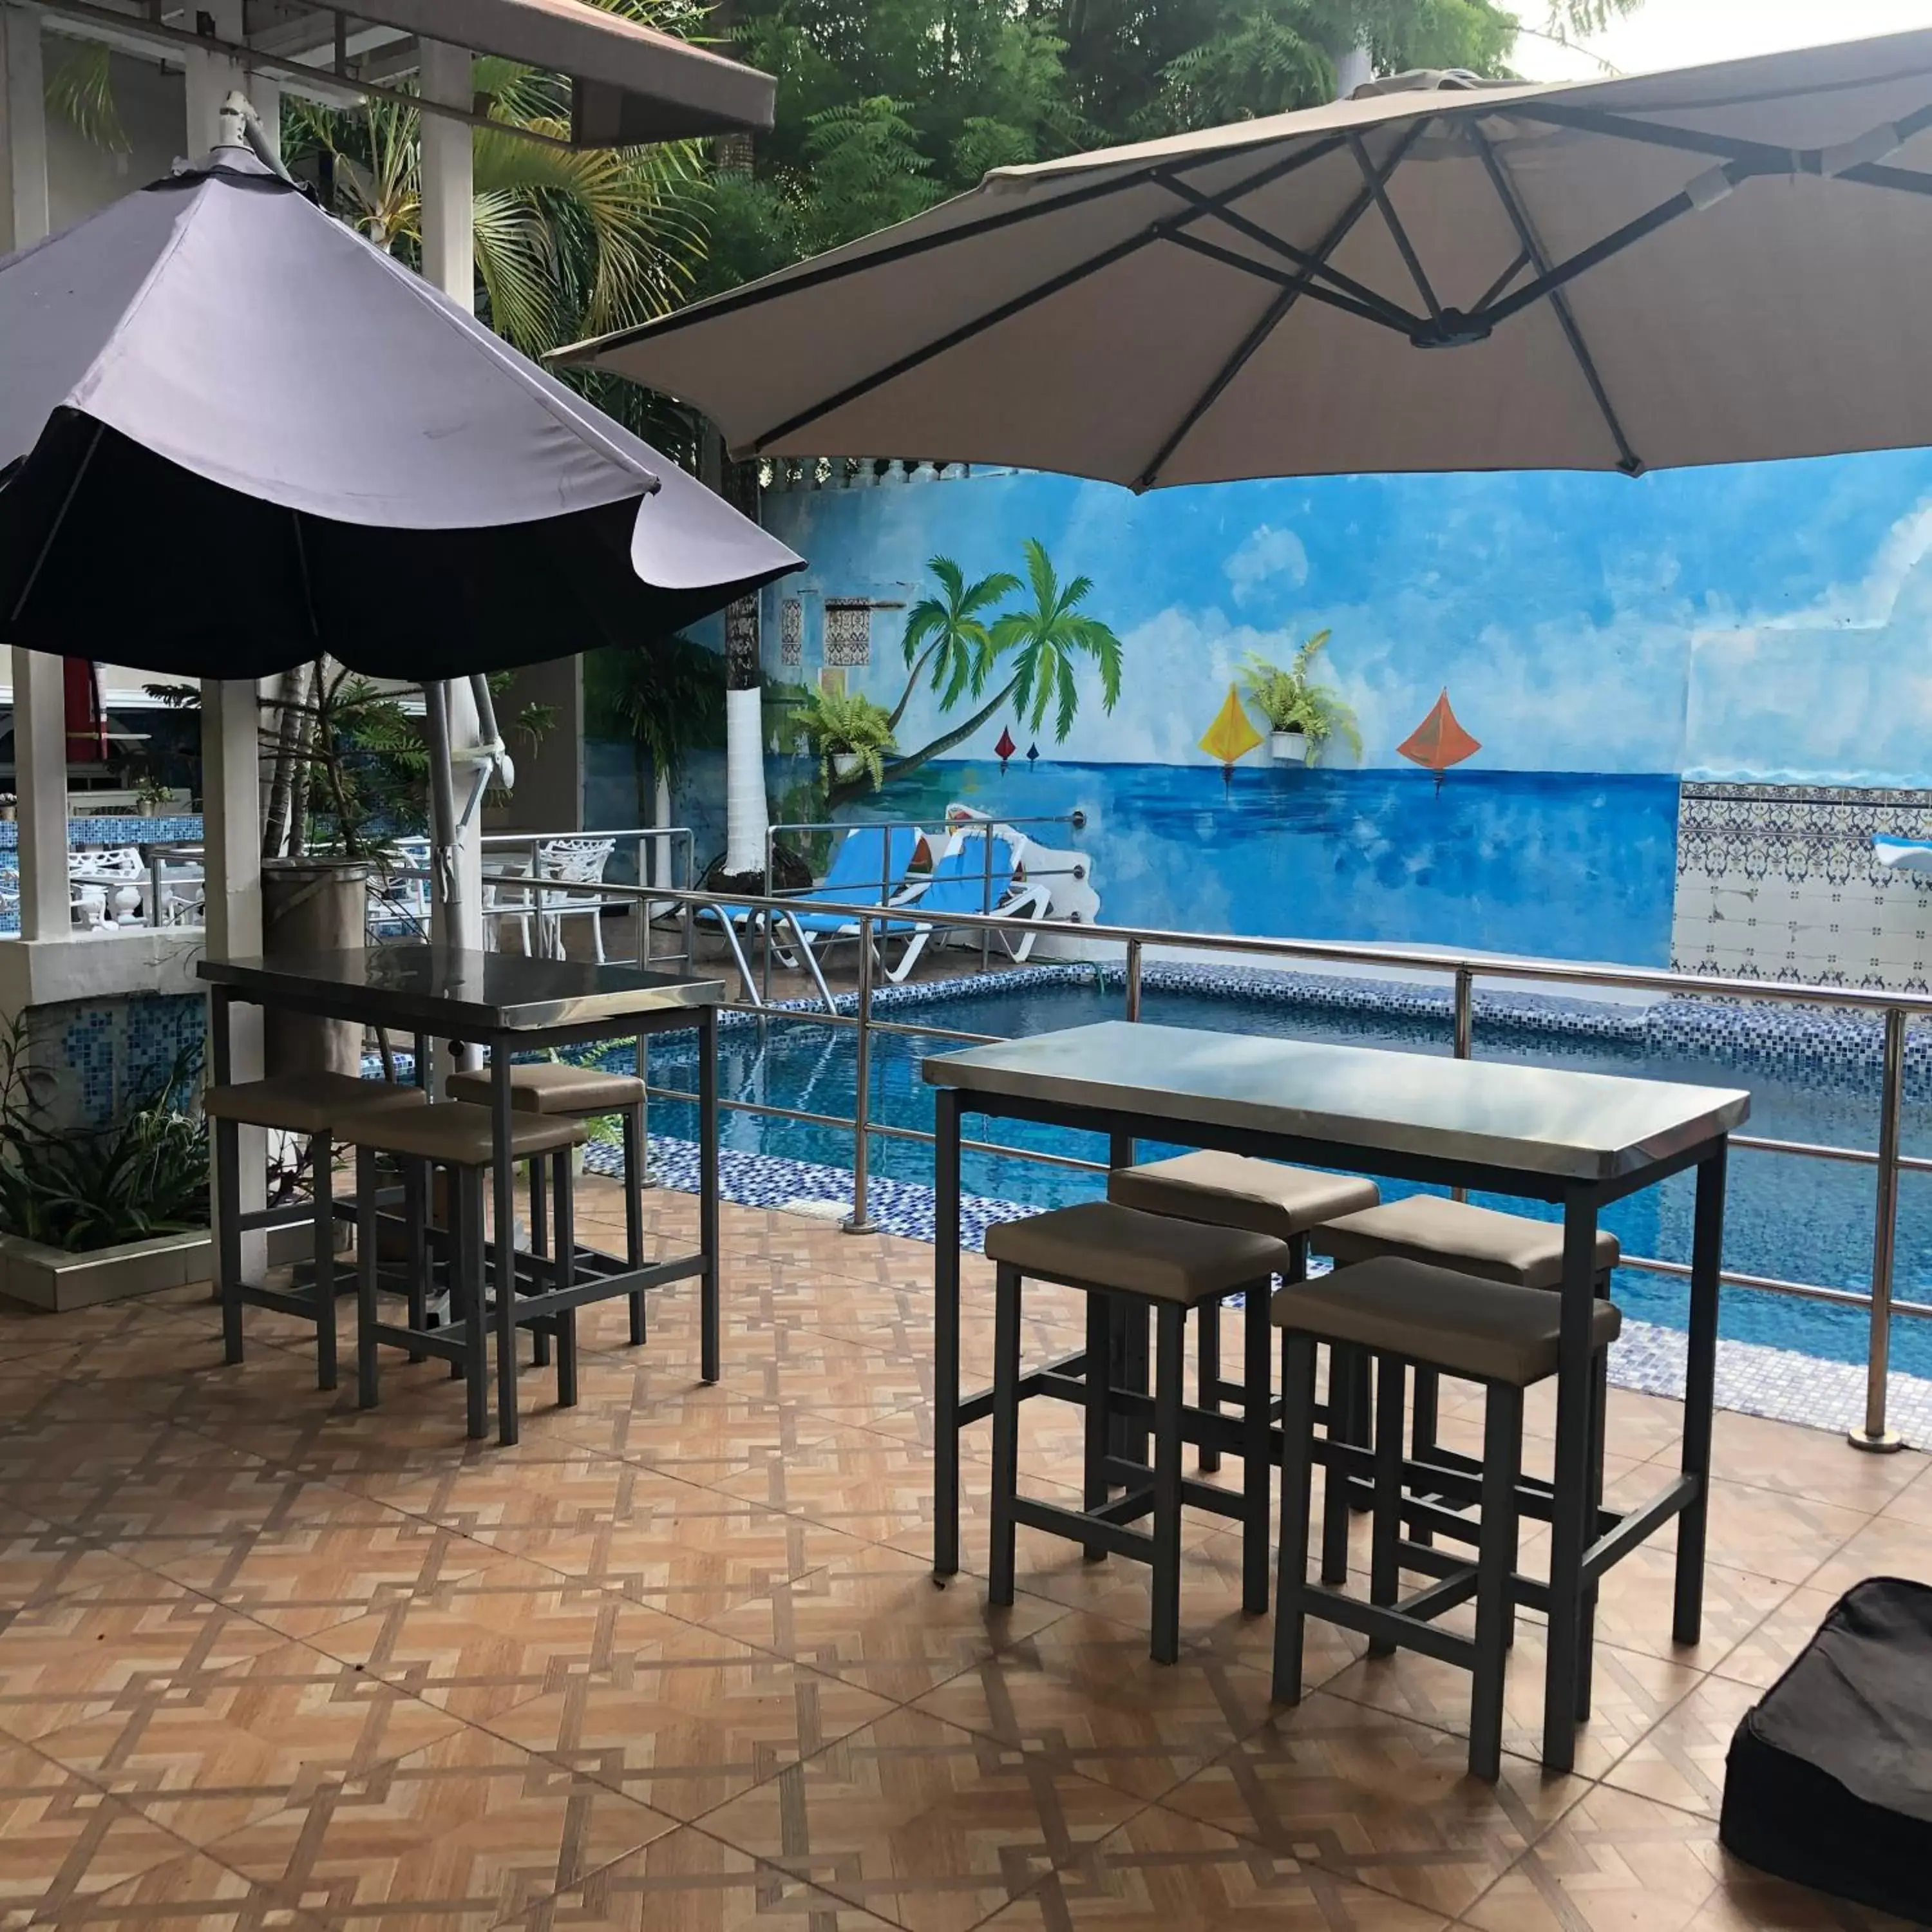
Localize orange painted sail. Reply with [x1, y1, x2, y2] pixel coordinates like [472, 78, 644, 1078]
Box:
[1198, 684, 1264, 766]
[1397, 689, 1480, 773]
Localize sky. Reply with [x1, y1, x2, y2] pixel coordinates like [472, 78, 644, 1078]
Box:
[1511, 0, 1932, 82]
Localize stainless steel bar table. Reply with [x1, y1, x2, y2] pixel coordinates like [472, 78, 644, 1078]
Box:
[925, 1021, 1749, 1774]
[200, 947, 726, 1443]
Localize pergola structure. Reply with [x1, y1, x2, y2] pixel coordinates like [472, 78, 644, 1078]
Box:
[0, 0, 770, 1224]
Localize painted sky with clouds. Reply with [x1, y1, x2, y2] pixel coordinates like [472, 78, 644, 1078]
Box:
[764, 446, 1932, 785]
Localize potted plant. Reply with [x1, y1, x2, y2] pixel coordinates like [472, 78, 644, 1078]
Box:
[797, 687, 898, 790]
[1239, 631, 1363, 765]
[0, 795, 15, 823]
[133, 775, 173, 817]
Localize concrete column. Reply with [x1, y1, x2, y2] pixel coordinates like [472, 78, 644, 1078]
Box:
[1, 3, 49, 255]
[419, 40, 484, 961]
[14, 652, 68, 940]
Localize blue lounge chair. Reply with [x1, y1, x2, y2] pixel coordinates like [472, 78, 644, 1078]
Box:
[867, 832, 1054, 982]
[767, 824, 922, 963]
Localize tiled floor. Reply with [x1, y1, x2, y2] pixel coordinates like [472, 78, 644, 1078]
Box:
[1, 1179, 1928, 1931]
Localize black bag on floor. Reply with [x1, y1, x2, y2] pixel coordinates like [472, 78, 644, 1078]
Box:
[1721, 1575, 1932, 1923]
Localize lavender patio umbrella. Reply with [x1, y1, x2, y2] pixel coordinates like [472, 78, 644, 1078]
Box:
[0, 142, 801, 682]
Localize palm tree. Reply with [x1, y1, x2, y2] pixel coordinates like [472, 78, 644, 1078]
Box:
[889, 556, 1021, 730]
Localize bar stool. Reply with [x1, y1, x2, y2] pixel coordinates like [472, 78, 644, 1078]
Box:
[1108, 1153, 1381, 1475]
[207, 1072, 428, 1390]
[1271, 1258, 1623, 1779]
[448, 1059, 650, 1345]
[346, 1102, 586, 1441]
[984, 1202, 1289, 1663]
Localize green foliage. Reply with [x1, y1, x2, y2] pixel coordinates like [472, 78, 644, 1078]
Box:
[0, 1019, 208, 1255]
[989, 538, 1124, 742]
[44, 38, 128, 153]
[1239, 629, 1362, 759]
[598, 632, 728, 781]
[796, 688, 898, 790]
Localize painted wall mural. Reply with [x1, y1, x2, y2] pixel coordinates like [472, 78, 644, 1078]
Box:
[649, 450, 1932, 974]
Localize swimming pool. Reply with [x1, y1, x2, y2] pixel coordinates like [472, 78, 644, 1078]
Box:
[632, 968, 1932, 1381]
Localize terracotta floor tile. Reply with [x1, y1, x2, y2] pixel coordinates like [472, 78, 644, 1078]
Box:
[202, 1721, 678, 1932]
[1159, 1693, 1582, 1921]
[34, 1848, 327, 1931]
[0, 1520, 151, 1628]
[1598, 1672, 1763, 1821]
[1683, 1850, 1926, 1931]
[299, 1562, 720, 1725]
[513, 1821, 897, 1932]
[911, 1613, 1280, 1801]
[1707, 1589, 1841, 1691]
[1698, 1414, 1919, 1513]
[32, 1639, 463, 1847]
[706, 1542, 1068, 1704]
[0, 1578, 287, 1747]
[985, 1801, 1454, 1930]
[697, 1707, 1144, 1932]
[1322, 1627, 1703, 1783]
[0, 1742, 186, 1924]
[1458, 1784, 1725, 1932]
[482, 1642, 896, 1822]
[1599, 1477, 1869, 1591]
[1802, 1513, 1932, 1596]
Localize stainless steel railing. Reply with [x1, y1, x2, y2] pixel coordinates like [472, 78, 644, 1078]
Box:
[604, 878, 1932, 1454]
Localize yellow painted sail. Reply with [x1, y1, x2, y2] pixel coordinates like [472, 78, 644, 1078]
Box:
[1198, 683, 1264, 765]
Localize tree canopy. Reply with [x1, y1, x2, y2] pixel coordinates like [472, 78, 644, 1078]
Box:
[698, 0, 1640, 295]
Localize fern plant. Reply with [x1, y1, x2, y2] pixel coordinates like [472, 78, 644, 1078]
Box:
[1239, 630, 1362, 761]
[797, 688, 898, 792]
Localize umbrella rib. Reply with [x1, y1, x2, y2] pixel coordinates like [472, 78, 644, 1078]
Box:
[9, 416, 105, 627]
[558, 133, 1356, 362]
[1348, 131, 1443, 322]
[1470, 128, 1642, 477]
[1156, 178, 1423, 333]
[1162, 231, 1413, 331]
[746, 145, 1367, 453]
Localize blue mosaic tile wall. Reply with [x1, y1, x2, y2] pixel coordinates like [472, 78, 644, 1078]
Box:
[34, 993, 205, 1130]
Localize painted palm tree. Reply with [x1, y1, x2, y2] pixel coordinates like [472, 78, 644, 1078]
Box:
[827, 539, 1123, 804]
[889, 556, 1021, 730]
[993, 538, 1126, 742]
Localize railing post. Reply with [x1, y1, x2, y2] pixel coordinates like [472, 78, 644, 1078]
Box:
[981, 832, 993, 975]
[1851, 1005, 1908, 1452]
[845, 913, 877, 1233]
[1451, 965, 1475, 1202]
[1125, 937, 1143, 1022]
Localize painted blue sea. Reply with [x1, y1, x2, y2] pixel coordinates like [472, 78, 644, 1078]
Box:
[629, 755, 1683, 967]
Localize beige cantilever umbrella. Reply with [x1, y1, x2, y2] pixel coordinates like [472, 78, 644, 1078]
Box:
[560, 29, 1932, 488]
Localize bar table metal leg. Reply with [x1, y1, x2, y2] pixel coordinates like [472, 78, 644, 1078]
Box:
[934, 1089, 963, 1580]
[1541, 1189, 1602, 1773]
[1677, 1144, 1726, 1644]
[493, 1044, 518, 1444]
[699, 1006, 721, 1385]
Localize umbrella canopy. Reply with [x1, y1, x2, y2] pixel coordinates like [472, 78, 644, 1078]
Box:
[564, 30, 1932, 488]
[0, 146, 801, 681]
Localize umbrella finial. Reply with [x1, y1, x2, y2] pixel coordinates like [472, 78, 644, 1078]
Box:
[218, 90, 251, 151]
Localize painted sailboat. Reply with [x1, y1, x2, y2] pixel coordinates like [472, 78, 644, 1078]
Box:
[994, 724, 1017, 772]
[1398, 689, 1480, 784]
[1199, 683, 1264, 775]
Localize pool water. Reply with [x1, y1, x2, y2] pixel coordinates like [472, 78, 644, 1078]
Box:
[638, 978, 1932, 1380]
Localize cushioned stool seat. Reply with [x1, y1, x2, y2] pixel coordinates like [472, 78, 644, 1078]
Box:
[447, 1062, 645, 1115]
[1271, 1257, 1622, 1383]
[985, 1203, 1288, 1662]
[1109, 1153, 1379, 1481]
[206, 1074, 428, 1395]
[205, 1072, 426, 1137]
[1318, 1194, 1619, 1287]
[1271, 1258, 1624, 1780]
[1108, 1152, 1379, 1240]
[345, 1102, 585, 1166]
[985, 1200, 1290, 1304]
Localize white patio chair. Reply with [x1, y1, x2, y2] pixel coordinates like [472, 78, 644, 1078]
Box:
[483, 856, 540, 955]
[69, 847, 145, 928]
[535, 838, 617, 962]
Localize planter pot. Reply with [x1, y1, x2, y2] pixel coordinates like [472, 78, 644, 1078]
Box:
[263, 858, 372, 1078]
[0, 806, 15, 821]
[1270, 730, 1310, 764]
[831, 751, 864, 781]
[0, 1226, 210, 1312]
